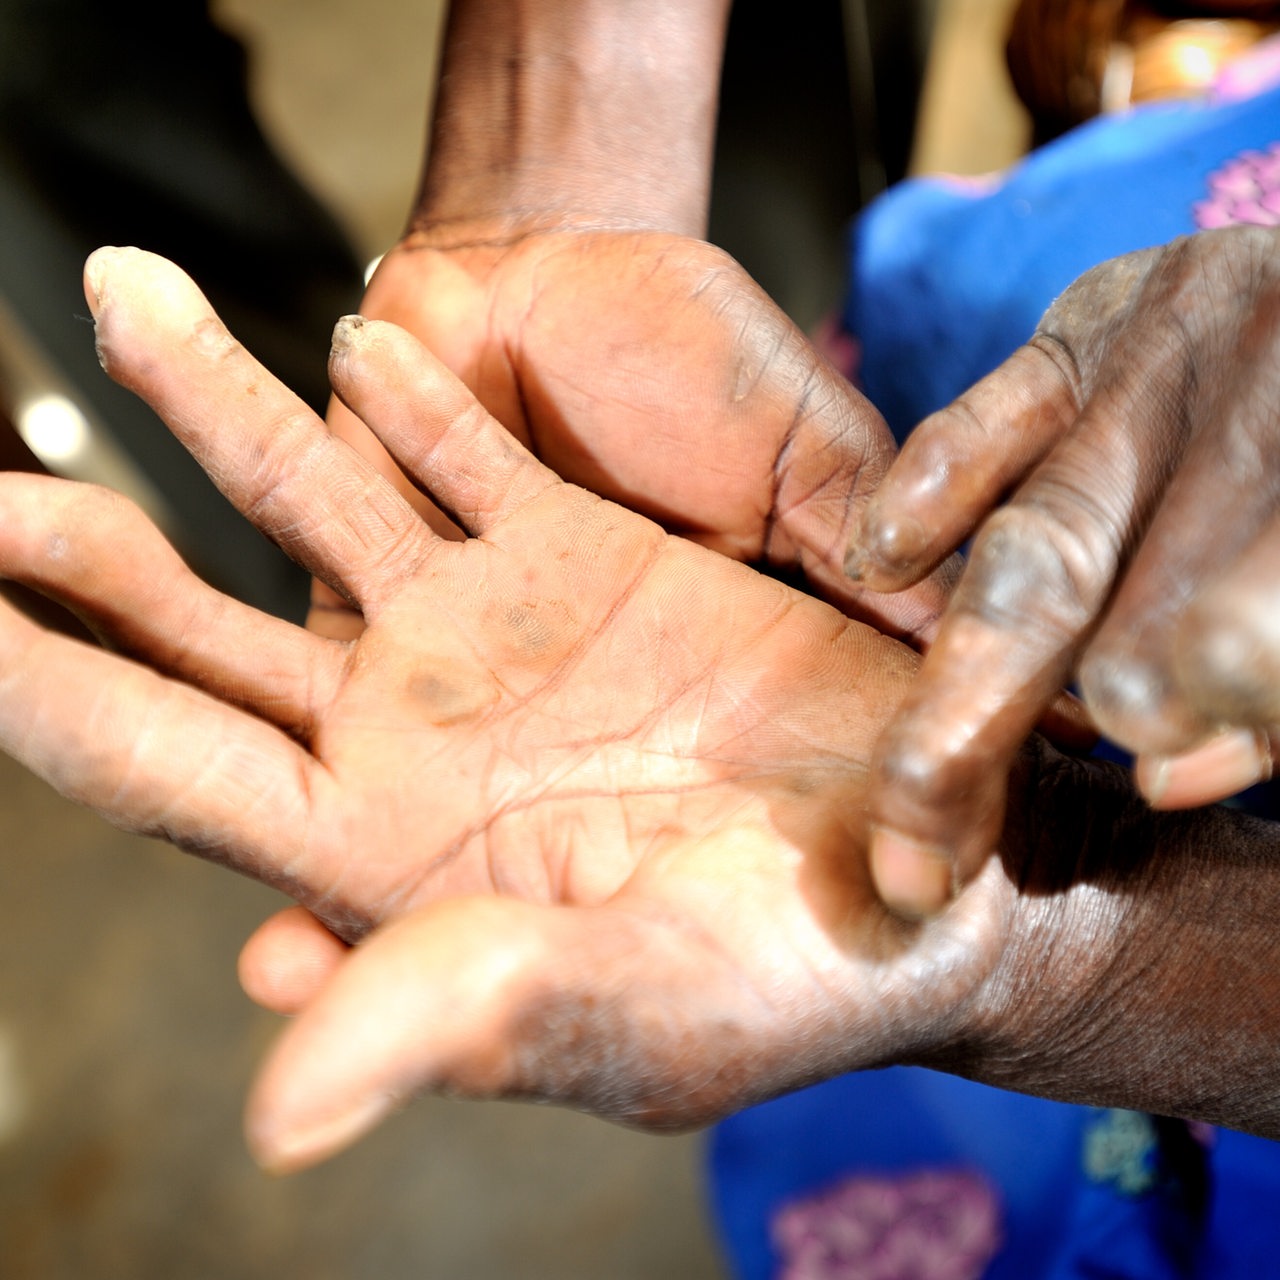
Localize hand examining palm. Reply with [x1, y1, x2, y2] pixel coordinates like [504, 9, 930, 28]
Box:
[0, 250, 1008, 1172]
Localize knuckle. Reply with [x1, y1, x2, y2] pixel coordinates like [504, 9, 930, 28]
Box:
[1079, 631, 1217, 754]
[57, 480, 149, 551]
[1026, 329, 1088, 408]
[961, 502, 1112, 639]
[1039, 248, 1158, 342]
[187, 314, 240, 361]
[920, 390, 986, 446]
[875, 716, 989, 815]
[1175, 594, 1280, 723]
[240, 412, 322, 513]
[1078, 646, 1176, 738]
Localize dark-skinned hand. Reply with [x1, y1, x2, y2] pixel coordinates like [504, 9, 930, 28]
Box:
[848, 225, 1280, 916]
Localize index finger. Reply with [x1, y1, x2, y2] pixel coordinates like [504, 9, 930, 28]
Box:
[866, 509, 1097, 916]
[86, 248, 432, 610]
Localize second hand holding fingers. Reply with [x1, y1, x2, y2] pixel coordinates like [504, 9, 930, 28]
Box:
[856, 233, 1280, 915]
[866, 501, 1112, 917]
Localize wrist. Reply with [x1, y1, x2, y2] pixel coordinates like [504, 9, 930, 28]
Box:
[414, 0, 730, 242]
[947, 741, 1280, 1135]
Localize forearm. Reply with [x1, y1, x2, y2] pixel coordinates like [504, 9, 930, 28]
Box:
[414, 0, 731, 240]
[955, 744, 1280, 1136]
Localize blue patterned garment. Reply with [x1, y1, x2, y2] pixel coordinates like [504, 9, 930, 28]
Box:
[710, 1069, 1280, 1279]
[846, 40, 1280, 444]
[709, 40, 1280, 1280]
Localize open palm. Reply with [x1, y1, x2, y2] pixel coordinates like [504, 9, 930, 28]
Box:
[0, 250, 1006, 1172]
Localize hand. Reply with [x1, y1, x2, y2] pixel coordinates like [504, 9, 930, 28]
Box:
[0, 247, 997, 1171]
[847, 226, 1280, 917]
[308, 0, 951, 645]
[7, 249, 1279, 1172]
[314, 228, 956, 647]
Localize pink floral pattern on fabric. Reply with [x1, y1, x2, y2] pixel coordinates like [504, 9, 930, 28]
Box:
[770, 1168, 1002, 1280]
[1194, 142, 1280, 228]
[1211, 34, 1280, 104]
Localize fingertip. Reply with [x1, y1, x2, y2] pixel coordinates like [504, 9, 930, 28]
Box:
[869, 827, 955, 919]
[246, 1084, 399, 1176]
[1173, 586, 1280, 727]
[83, 245, 174, 312]
[83, 246, 123, 316]
[848, 512, 934, 591]
[84, 248, 219, 381]
[325, 313, 448, 413]
[329, 313, 368, 361]
[240, 903, 510, 1174]
[238, 906, 349, 1016]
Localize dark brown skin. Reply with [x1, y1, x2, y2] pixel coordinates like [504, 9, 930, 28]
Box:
[328, 231, 952, 644]
[2, 248, 1279, 1178]
[849, 226, 1280, 916]
[312, 0, 955, 650]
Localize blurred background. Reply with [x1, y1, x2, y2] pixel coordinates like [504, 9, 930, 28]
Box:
[0, 1, 1028, 1275]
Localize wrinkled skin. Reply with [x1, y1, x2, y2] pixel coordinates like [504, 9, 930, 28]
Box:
[8, 249, 1280, 1175]
[312, 228, 956, 646]
[849, 226, 1280, 916]
[0, 248, 1009, 1172]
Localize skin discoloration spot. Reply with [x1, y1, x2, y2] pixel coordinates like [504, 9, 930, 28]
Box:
[501, 598, 578, 657]
[406, 671, 498, 726]
[503, 601, 557, 653]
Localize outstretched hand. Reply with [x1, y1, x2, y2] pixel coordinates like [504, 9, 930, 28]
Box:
[0, 249, 1007, 1172]
[848, 226, 1280, 917]
[315, 229, 956, 645]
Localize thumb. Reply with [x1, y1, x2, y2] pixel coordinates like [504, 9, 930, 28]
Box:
[244, 897, 757, 1174]
[777, 366, 960, 646]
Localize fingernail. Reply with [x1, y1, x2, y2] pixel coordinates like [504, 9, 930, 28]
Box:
[330, 314, 366, 357]
[850, 516, 929, 587]
[1137, 727, 1272, 809]
[869, 827, 954, 918]
[249, 1090, 397, 1175]
[1135, 754, 1170, 805]
[83, 246, 122, 317]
